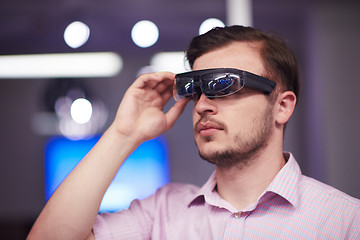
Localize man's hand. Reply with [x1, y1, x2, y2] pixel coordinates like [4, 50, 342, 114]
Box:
[112, 72, 189, 143]
[27, 71, 189, 240]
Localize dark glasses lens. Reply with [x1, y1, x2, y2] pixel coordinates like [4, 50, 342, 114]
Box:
[174, 68, 276, 101]
[175, 77, 194, 98]
[201, 73, 242, 97]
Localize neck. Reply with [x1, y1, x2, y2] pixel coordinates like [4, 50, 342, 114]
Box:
[215, 146, 286, 211]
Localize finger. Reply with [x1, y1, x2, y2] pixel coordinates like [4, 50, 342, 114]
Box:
[164, 98, 190, 129]
[145, 73, 175, 104]
[159, 82, 174, 102]
[156, 76, 177, 100]
[154, 77, 174, 94]
[133, 72, 175, 89]
[157, 79, 180, 110]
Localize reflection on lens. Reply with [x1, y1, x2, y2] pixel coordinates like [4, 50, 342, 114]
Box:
[209, 79, 233, 92]
[203, 73, 235, 93]
[176, 78, 194, 97]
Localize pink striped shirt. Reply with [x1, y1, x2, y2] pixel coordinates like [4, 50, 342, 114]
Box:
[93, 153, 360, 239]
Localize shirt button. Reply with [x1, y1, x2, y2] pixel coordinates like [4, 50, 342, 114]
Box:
[234, 212, 241, 219]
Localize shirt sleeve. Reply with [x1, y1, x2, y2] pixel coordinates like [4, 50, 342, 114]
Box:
[93, 198, 154, 240]
[92, 183, 200, 240]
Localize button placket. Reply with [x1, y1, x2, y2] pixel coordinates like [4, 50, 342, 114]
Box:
[222, 212, 247, 239]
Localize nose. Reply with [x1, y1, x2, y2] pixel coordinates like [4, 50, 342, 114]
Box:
[194, 93, 218, 115]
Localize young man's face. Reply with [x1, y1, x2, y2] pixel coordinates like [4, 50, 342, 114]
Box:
[192, 41, 275, 168]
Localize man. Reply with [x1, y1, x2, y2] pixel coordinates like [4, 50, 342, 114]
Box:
[28, 26, 360, 239]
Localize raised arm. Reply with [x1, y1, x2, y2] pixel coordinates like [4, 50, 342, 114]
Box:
[27, 72, 189, 240]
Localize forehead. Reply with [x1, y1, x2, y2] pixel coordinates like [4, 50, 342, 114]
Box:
[192, 42, 265, 76]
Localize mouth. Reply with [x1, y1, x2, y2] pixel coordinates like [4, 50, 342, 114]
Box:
[196, 121, 225, 137]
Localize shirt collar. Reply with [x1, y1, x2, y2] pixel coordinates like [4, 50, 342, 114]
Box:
[188, 152, 302, 210]
[188, 170, 216, 206]
[188, 171, 238, 211]
[264, 152, 301, 207]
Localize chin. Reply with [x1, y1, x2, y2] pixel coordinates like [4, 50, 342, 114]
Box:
[196, 139, 223, 155]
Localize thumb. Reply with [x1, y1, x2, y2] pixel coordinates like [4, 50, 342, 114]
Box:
[164, 98, 190, 130]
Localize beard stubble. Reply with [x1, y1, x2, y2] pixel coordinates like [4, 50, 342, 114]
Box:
[195, 104, 274, 169]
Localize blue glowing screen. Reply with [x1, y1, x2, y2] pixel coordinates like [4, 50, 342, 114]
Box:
[45, 135, 169, 212]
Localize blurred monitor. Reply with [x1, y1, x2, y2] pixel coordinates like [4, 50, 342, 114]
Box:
[44, 135, 169, 212]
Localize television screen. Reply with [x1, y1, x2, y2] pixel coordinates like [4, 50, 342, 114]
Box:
[44, 135, 169, 212]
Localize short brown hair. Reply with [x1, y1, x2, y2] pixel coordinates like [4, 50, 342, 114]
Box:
[186, 25, 301, 101]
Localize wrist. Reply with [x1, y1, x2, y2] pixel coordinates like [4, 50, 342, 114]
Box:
[106, 123, 143, 147]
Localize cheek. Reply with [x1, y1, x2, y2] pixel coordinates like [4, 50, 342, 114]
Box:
[224, 105, 264, 131]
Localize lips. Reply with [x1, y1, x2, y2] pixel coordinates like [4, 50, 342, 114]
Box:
[195, 121, 225, 137]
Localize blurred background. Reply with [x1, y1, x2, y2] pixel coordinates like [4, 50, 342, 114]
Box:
[1, 0, 360, 238]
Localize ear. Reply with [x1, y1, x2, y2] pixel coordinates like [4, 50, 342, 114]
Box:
[274, 91, 297, 125]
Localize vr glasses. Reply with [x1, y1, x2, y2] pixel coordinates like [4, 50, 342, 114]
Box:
[174, 68, 276, 101]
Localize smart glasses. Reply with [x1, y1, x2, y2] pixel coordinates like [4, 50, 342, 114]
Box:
[174, 68, 276, 101]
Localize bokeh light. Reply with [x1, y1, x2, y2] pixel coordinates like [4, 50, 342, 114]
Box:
[64, 21, 90, 49]
[70, 98, 93, 124]
[131, 20, 159, 48]
[199, 18, 225, 35]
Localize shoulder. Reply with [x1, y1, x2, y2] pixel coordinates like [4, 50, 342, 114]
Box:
[299, 175, 360, 221]
[285, 153, 360, 209]
[301, 175, 360, 205]
[298, 176, 360, 237]
[94, 183, 201, 239]
[161, 182, 200, 193]
[151, 182, 200, 203]
[130, 182, 200, 209]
